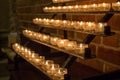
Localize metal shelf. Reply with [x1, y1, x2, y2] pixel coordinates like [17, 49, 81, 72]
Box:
[43, 11, 120, 15]
[37, 25, 115, 36]
[26, 38, 94, 59]
[15, 52, 53, 79]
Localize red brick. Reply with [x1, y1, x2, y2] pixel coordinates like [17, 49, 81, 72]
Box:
[98, 46, 120, 65]
[92, 36, 101, 44]
[103, 33, 119, 48]
[68, 31, 75, 38]
[45, 28, 57, 34]
[72, 15, 95, 22]
[77, 58, 104, 71]
[108, 15, 120, 31]
[76, 32, 101, 43]
[58, 30, 65, 37]
[89, 44, 97, 55]
[76, 32, 88, 40]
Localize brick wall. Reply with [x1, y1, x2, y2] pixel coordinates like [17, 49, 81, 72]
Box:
[16, 0, 120, 72]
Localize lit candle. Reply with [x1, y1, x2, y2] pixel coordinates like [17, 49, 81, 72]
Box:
[68, 6, 73, 12]
[82, 5, 88, 12]
[47, 64, 60, 76]
[36, 33, 42, 40]
[74, 5, 79, 12]
[50, 37, 59, 46]
[98, 3, 111, 11]
[50, 19, 55, 26]
[62, 6, 67, 12]
[38, 18, 42, 25]
[75, 21, 85, 31]
[57, 6, 62, 12]
[65, 41, 77, 51]
[54, 68, 67, 80]
[91, 3, 98, 11]
[42, 60, 54, 71]
[112, 2, 120, 11]
[57, 39, 69, 48]
[95, 23, 105, 33]
[51, 6, 56, 12]
[31, 53, 39, 61]
[54, 20, 61, 27]
[41, 35, 50, 43]
[62, 20, 67, 28]
[39, 56, 45, 65]
[75, 43, 85, 54]
[33, 18, 39, 24]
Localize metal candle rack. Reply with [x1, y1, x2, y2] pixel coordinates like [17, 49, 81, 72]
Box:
[19, 1, 118, 80]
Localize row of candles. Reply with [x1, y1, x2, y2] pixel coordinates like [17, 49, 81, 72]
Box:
[12, 43, 67, 80]
[52, 0, 73, 3]
[43, 2, 120, 12]
[33, 18, 107, 33]
[23, 30, 88, 54]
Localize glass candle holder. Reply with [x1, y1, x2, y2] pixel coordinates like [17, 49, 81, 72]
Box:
[90, 3, 98, 11]
[41, 34, 50, 43]
[39, 56, 45, 65]
[53, 68, 67, 80]
[98, 3, 111, 11]
[62, 20, 68, 28]
[57, 39, 69, 48]
[33, 18, 39, 24]
[30, 53, 39, 61]
[36, 33, 42, 40]
[74, 21, 85, 30]
[84, 22, 96, 32]
[42, 60, 54, 71]
[75, 43, 86, 55]
[112, 2, 120, 11]
[54, 20, 62, 27]
[50, 37, 59, 46]
[64, 41, 77, 51]
[95, 23, 106, 33]
[47, 64, 60, 76]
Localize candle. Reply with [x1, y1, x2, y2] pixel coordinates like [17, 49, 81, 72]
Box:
[39, 56, 45, 65]
[47, 64, 60, 76]
[57, 6, 62, 12]
[57, 39, 69, 48]
[53, 68, 67, 80]
[62, 6, 67, 12]
[75, 43, 85, 54]
[70, 21, 75, 29]
[85, 22, 95, 32]
[82, 5, 88, 12]
[36, 33, 42, 40]
[98, 3, 111, 11]
[54, 20, 61, 27]
[68, 6, 73, 12]
[62, 20, 67, 28]
[41, 34, 50, 43]
[65, 41, 77, 51]
[74, 5, 79, 12]
[50, 19, 55, 26]
[75, 21, 85, 31]
[50, 37, 59, 46]
[33, 58, 41, 65]
[44, 19, 50, 26]
[95, 23, 105, 33]
[30, 53, 39, 61]
[112, 2, 120, 11]
[91, 3, 98, 11]
[42, 60, 54, 71]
